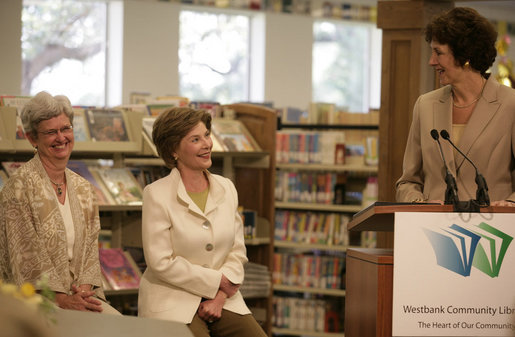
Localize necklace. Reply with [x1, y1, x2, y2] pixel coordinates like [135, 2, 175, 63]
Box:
[452, 77, 486, 109]
[49, 179, 65, 196]
[453, 96, 481, 108]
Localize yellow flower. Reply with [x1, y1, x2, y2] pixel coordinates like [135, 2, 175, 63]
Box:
[20, 282, 36, 298]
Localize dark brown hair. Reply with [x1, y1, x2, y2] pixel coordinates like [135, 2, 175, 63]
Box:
[425, 7, 497, 75]
[152, 107, 212, 168]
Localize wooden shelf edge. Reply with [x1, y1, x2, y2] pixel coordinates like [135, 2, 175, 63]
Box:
[275, 202, 362, 213]
[274, 240, 352, 252]
[273, 284, 346, 297]
[276, 162, 377, 173]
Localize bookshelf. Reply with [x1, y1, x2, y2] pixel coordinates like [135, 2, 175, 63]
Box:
[272, 120, 379, 336]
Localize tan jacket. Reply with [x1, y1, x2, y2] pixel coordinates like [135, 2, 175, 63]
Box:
[0, 155, 104, 298]
[137, 168, 250, 323]
[396, 76, 515, 203]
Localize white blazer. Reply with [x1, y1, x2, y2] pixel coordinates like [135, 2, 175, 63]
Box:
[138, 168, 251, 323]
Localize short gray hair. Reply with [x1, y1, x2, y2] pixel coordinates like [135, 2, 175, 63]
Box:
[20, 91, 74, 137]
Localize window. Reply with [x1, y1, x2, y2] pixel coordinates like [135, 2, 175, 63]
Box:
[22, 0, 122, 106]
[179, 10, 250, 104]
[313, 20, 381, 113]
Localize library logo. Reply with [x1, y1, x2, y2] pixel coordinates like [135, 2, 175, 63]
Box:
[423, 222, 513, 277]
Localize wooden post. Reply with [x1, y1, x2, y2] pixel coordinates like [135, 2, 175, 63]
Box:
[376, 0, 453, 247]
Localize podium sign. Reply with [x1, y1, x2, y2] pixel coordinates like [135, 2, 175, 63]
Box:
[392, 212, 515, 336]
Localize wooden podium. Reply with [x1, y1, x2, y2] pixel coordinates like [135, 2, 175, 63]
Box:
[344, 203, 515, 337]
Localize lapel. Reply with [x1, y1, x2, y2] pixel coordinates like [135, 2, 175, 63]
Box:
[433, 86, 456, 173]
[455, 76, 500, 170]
[175, 169, 225, 219]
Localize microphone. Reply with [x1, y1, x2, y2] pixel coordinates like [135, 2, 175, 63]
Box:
[440, 129, 490, 206]
[430, 129, 459, 206]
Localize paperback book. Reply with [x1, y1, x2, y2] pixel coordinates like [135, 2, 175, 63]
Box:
[211, 118, 261, 152]
[94, 167, 143, 205]
[66, 160, 113, 205]
[85, 108, 129, 142]
[99, 248, 141, 290]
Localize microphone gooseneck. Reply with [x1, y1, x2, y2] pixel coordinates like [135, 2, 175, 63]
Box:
[439, 129, 490, 206]
[430, 129, 459, 206]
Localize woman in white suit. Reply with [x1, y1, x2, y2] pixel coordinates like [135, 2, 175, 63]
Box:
[138, 107, 266, 337]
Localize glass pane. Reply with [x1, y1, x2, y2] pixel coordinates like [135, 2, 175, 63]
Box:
[22, 0, 107, 106]
[179, 10, 250, 104]
[313, 21, 370, 113]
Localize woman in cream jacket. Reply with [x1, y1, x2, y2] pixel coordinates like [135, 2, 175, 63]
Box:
[138, 107, 266, 337]
[396, 7, 515, 206]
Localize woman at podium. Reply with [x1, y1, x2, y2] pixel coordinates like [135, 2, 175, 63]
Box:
[396, 7, 515, 207]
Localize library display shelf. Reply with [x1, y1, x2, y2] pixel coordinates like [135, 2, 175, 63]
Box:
[273, 284, 346, 297]
[272, 328, 345, 337]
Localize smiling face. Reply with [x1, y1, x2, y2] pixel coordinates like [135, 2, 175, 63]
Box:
[27, 113, 75, 164]
[173, 121, 213, 173]
[429, 41, 465, 86]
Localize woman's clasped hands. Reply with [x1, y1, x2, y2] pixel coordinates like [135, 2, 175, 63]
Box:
[54, 284, 103, 312]
[197, 275, 239, 323]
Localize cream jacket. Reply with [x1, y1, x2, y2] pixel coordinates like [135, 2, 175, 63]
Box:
[138, 168, 250, 323]
[396, 76, 515, 203]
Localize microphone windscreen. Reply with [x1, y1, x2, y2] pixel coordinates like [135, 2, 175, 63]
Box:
[440, 130, 450, 140]
[430, 129, 439, 140]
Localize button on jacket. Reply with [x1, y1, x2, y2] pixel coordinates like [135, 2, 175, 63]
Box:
[138, 168, 251, 323]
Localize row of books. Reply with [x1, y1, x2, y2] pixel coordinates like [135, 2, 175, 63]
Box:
[1, 161, 145, 206]
[272, 296, 344, 333]
[273, 252, 345, 290]
[276, 130, 378, 167]
[275, 210, 350, 246]
[275, 171, 337, 204]
[240, 262, 272, 298]
[276, 130, 348, 165]
[275, 170, 370, 206]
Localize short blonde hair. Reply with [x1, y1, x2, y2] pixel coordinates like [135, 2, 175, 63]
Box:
[20, 91, 74, 137]
[152, 107, 212, 168]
